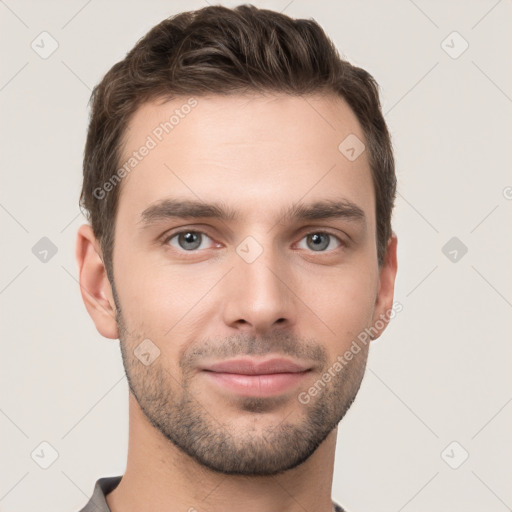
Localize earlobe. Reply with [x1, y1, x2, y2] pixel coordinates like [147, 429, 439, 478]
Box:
[75, 224, 119, 340]
[370, 233, 398, 340]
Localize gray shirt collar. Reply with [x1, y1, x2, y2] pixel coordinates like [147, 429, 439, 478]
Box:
[78, 475, 348, 512]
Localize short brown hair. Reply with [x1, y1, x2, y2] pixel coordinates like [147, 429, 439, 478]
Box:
[80, 4, 396, 282]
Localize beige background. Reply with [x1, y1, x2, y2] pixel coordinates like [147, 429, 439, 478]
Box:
[0, 1, 511, 511]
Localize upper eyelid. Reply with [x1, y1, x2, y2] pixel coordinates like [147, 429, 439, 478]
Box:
[162, 228, 214, 244]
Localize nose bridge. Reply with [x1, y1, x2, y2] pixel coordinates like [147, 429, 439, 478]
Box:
[223, 231, 295, 333]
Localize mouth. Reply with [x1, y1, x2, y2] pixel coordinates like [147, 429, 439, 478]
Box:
[200, 357, 313, 397]
[201, 357, 311, 375]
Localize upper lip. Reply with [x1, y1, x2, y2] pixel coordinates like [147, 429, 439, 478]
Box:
[201, 358, 311, 375]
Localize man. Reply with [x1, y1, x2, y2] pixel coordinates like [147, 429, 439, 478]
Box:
[76, 4, 397, 512]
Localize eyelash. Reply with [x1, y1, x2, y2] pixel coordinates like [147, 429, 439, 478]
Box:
[161, 229, 346, 254]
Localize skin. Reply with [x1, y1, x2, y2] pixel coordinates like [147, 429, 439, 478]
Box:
[76, 92, 397, 512]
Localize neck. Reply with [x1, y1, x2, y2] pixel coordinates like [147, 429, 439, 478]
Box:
[106, 393, 338, 512]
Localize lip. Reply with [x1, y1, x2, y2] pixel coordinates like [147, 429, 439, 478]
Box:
[201, 357, 311, 375]
[200, 357, 312, 397]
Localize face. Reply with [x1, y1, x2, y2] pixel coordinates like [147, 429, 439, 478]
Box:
[79, 92, 397, 476]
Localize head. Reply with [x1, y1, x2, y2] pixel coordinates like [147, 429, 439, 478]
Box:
[77, 4, 398, 476]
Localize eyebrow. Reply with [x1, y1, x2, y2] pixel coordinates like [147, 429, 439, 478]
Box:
[138, 198, 366, 228]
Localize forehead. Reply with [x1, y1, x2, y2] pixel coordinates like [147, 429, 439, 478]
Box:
[116, 93, 375, 229]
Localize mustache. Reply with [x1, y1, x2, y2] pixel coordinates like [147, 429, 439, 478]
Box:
[180, 331, 328, 368]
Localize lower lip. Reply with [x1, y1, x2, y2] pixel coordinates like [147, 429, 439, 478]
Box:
[202, 370, 310, 397]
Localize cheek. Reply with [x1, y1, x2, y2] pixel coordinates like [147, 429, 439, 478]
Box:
[115, 251, 213, 349]
[310, 264, 378, 345]
[114, 249, 177, 327]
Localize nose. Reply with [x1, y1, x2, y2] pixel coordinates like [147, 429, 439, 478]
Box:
[221, 241, 297, 336]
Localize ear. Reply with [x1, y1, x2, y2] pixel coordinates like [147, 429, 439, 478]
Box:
[75, 224, 119, 340]
[370, 233, 398, 340]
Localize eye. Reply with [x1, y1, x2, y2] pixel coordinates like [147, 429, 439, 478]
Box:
[296, 231, 343, 252]
[164, 230, 215, 251]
